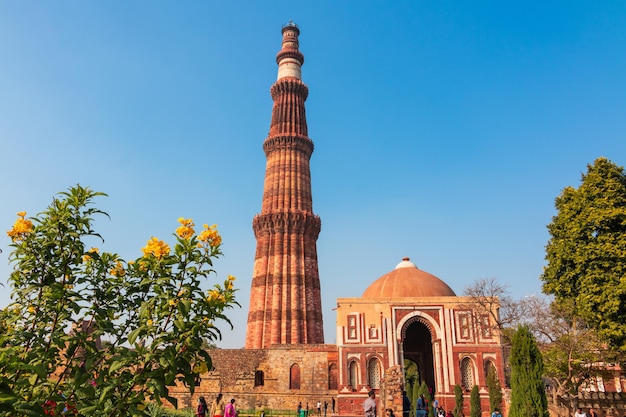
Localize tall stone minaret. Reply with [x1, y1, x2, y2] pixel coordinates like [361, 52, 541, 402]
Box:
[245, 23, 324, 349]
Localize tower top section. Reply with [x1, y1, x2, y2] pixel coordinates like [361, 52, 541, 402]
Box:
[276, 21, 304, 81]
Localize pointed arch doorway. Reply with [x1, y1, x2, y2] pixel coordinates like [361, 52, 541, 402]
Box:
[402, 318, 435, 393]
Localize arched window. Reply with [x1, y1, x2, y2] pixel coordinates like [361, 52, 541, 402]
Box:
[461, 357, 474, 390]
[328, 363, 338, 390]
[255, 370, 265, 387]
[368, 358, 381, 389]
[484, 360, 496, 380]
[348, 361, 358, 390]
[290, 364, 301, 390]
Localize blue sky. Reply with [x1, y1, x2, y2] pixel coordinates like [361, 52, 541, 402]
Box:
[1, 2, 625, 349]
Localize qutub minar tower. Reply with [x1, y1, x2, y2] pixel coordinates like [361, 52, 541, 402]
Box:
[245, 22, 324, 349]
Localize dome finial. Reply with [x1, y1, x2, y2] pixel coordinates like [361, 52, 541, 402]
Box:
[396, 258, 417, 269]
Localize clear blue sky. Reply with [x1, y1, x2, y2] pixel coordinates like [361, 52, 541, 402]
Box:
[1, 2, 625, 348]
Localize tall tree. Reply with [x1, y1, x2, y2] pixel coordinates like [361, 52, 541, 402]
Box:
[509, 325, 549, 417]
[541, 157, 626, 351]
[522, 296, 617, 412]
[412, 378, 421, 417]
[405, 359, 419, 417]
[469, 385, 480, 417]
[486, 363, 502, 413]
[0, 186, 238, 416]
[453, 385, 464, 417]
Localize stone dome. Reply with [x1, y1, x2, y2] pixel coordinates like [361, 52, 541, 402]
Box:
[362, 257, 456, 298]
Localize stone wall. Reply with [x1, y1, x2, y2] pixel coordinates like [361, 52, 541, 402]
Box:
[169, 346, 339, 412]
[549, 392, 626, 417]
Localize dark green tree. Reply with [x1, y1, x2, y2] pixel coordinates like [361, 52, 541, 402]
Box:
[453, 385, 464, 417]
[541, 157, 626, 352]
[469, 385, 480, 417]
[509, 325, 549, 417]
[486, 364, 502, 412]
[405, 359, 418, 417]
[412, 377, 421, 417]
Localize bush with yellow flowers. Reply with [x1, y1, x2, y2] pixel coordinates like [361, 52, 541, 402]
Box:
[0, 185, 238, 416]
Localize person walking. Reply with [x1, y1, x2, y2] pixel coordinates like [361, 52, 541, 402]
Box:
[210, 394, 225, 417]
[364, 390, 377, 417]
[225, 399, 237, 417]
[402, 391, 411, 417]
[197, 397, 209, 417]
[416, 395, 427, 417]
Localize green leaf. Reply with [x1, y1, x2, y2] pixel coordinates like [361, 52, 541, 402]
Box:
[179, 299, 191, 316]
[128, 328, 142, 345]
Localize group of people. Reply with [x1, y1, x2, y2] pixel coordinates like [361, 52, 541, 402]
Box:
[197, 393, 238, 417]
[369, 390, 480, 417]
[298, 399, 334, 416]
[575, 407, 599, 417]
[404, 391, 439, 417]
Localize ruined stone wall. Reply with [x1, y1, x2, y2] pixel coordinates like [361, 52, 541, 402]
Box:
[169, 346, 339, 412]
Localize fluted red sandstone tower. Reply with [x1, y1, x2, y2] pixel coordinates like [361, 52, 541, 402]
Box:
[245, 23, 324, 349]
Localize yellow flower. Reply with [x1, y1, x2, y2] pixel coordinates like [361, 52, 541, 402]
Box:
[207, 289, 225, 303]
[176, 217, 195, 239]
[197, 224, 222, 247]
[224, 275, 235, 289]
[82, 247, 99, 263]
[110, 260, 126, 277]
[146, 319, 153, 326]
[169, 299, 177, 306]
[7, 212, 33, 242]
[142, 237, 170, 259]
[28, 306, 35, 313]
[193, 362, 208, 374]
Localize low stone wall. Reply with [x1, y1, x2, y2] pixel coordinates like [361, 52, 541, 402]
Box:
[549, 392, 626, 417]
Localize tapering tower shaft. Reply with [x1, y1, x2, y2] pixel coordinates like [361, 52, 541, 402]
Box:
[245, 24, 324, 349]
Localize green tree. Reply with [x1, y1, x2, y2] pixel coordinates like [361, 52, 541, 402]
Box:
[404, 359, 418, 417]
[469, 385, 480, 417]
[541, 157, 626, 352]
[412, 375, 420, 416]
[522, 296, 616, 412]
[509, 325, 548, 417]
[0, 186, 238, 416]
[453, 385, 463, 417]
[486, 363, 502, 413]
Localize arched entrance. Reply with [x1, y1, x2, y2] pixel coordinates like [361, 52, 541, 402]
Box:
[402, 318, 435, 393]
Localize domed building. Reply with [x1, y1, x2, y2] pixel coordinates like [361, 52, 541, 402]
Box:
[335, 258, 505, 415]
